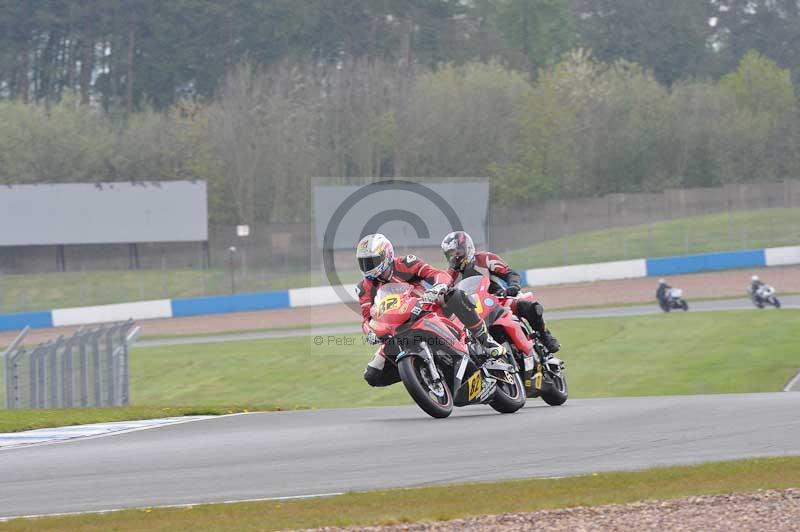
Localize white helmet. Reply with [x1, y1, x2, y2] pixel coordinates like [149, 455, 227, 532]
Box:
[356, 233, 394, 280]
[751, 275, 759, 282]
[658, 278, 666, 285]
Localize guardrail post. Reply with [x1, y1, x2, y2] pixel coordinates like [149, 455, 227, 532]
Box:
[3, 327, 29, 409]
[79, 330, 90, 407]
[105, 325, 117, 406]
[37, 344, 47, 408]
[48, 337, 62, 408]
[92, 331, 102, 406]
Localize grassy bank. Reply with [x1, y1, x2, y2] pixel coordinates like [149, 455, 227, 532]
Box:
[2, 208, 798, 313]
[2, 456, 798, 531]
[128, 309, 799, 407]
[504, 207, 800, 268]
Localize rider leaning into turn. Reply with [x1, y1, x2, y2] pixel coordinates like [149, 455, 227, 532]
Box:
[750, 275, 765, 293]
[656, 278, 671, 308]
[440, 231, 561, 353]
[356, 233, 504, 387]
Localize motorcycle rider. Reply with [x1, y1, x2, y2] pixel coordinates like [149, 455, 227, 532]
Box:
[357, 233, 504, 387]
[440, 231, 561, 353]
[750, 275, 765, 293]
[656, 278, 671, 310]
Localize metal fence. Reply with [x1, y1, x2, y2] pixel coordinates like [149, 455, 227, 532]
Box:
[2, 321, 139, 409]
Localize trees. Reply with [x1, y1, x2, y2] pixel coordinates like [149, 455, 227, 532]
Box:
[571, 0, 715, 86]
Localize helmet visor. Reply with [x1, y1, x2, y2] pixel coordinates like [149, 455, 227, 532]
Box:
[444, 249, 466, 269]
[358, 255, 382, 275]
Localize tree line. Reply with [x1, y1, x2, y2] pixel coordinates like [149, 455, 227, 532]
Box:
[1, 1, 799, 224]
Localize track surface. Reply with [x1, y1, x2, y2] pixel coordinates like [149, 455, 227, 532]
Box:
[135, 295, 800, 348]
[1, 393, 798, 519]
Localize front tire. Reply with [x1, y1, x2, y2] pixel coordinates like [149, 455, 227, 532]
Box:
[489, 372, 526, 414]
[771, 297, 781, 308]
[398, 356, 453, 418]
[681, 300, 689, 311]
[540, 372, 568, 406]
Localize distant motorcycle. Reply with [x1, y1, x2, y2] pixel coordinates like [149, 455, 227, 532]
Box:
[748, 284, 781, 309]
[659, 288, 689, 312]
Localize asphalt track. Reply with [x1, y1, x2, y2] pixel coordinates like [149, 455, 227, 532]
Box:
[1, 392, 799, 519]
[135, 295, 800, 348]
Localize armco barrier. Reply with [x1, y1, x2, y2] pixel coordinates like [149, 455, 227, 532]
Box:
[765, 246, 800, 267]
[52, 299, 172, 327]
[645, 249, 765, 277]
[288, 284, 358, 308]
[171, 290, 290, 317]
[524, 259, 647, 287]
[0, 311, 53, 331]
[1, 245, 798, 332]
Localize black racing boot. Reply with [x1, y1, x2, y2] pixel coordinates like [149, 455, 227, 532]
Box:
[540, 329, 560, 353]
[470, 322, 504, 359]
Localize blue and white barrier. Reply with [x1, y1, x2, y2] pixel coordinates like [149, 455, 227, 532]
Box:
[1, 245, 798, 332]
[523, 259, 647, 287]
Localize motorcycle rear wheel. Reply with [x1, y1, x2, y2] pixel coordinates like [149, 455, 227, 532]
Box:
[489, 372, 526, 414]
[398, 356, 453, 419]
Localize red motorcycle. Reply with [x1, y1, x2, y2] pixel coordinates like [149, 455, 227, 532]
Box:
[369, 282, 526, 418]
[455, 275, 568, 407]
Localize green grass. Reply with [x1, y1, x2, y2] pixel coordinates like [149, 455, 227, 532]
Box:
[0, 406, 275, 434]
[127, 310, 799, 407]
[2, 208, 799, 313]
[503, 207, 800, 268]
[2, 456, 798, 531]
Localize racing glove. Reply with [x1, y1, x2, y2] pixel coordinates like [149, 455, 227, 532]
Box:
[423, 283, 449, 304]
[366, 330, 380, 345]
[505, 284, 521, 297]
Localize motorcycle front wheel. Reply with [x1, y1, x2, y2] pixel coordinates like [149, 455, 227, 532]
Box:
[398, 356, 453, 418]
[680, 300, 689, 311]
[490, 372, 526, 414]
[771, 296, 781, 308]
[541, 372, 568, 406]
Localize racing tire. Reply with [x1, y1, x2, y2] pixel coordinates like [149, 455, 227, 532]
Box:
[398, 356, 453, 419]
[489, 372, 526, 414]
[540, 373, 568, 406]
[681, 300, 689, 311]
[771, 297, 781, 309]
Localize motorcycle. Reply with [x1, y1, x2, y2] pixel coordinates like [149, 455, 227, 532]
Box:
[748, 284, 781, 309]
[659, 287, 689, 312]
[368, 281, 526, 418]
[460, 275, 568, 406]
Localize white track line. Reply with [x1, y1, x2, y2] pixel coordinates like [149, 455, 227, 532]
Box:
[0, 414, 244, 451]
[0, 492, 345, 522]
[783, 369, 800, 392]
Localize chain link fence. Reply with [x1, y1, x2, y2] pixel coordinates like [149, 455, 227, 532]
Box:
[2, 321, 139, 409]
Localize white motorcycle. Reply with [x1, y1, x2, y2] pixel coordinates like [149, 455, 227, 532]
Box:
[659, 287, 689, 312]
[748, 284, 781, 309]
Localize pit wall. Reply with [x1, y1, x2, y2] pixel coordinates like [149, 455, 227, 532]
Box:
[1, 246, 798, 332]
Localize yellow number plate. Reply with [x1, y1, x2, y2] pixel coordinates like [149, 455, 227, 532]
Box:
[467, 372, 482, 401]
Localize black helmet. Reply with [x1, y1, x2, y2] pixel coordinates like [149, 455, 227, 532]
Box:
[441, 231, 475, 272]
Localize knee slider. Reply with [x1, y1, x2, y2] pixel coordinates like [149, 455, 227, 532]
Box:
[363, 366, 384, 387]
